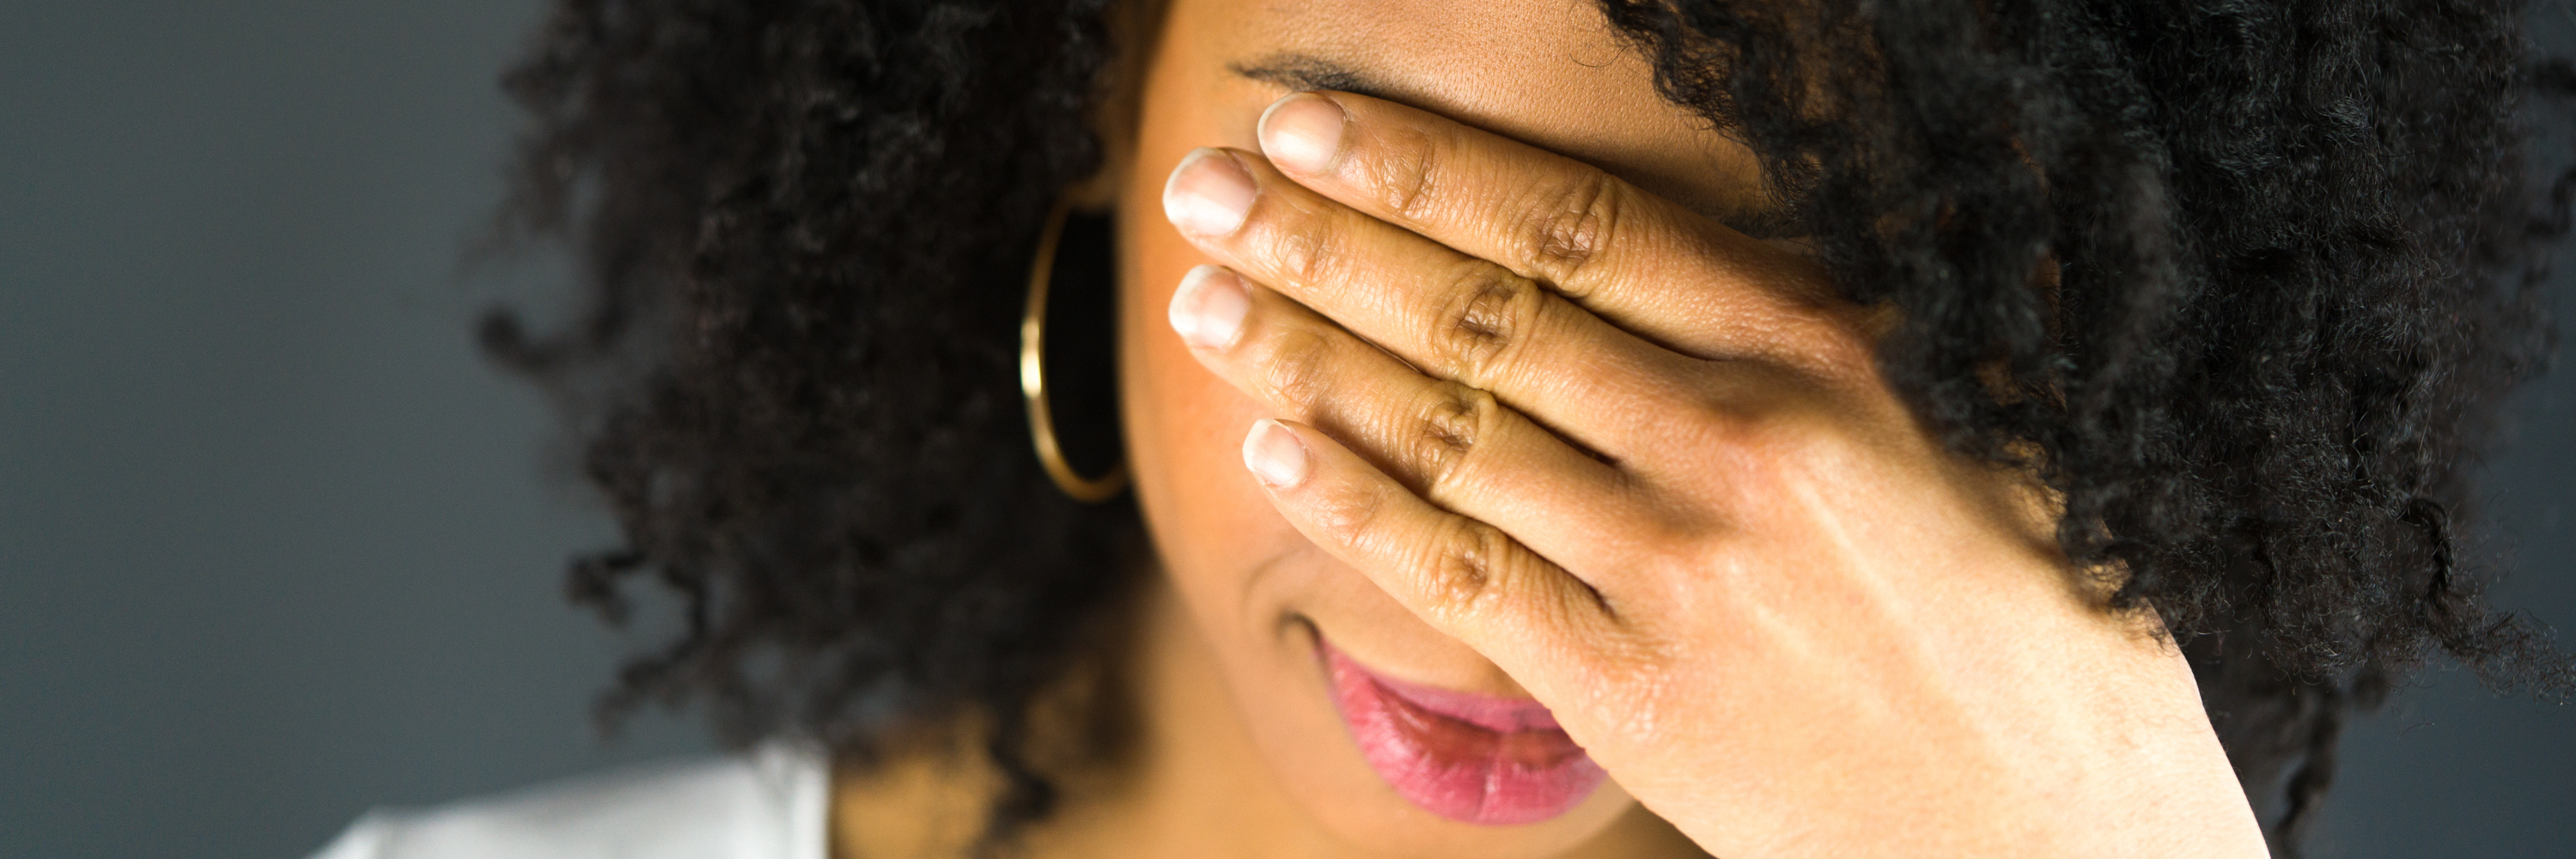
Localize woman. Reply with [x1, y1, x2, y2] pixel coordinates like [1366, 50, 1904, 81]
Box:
[315, 0, 2571, 856]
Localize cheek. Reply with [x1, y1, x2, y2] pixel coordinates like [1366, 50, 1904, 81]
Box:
[1111, 0, 1321, 636]
[1115, 188, 1303, 627]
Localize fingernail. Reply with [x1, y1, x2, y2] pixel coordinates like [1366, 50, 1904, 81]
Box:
[1259, 93, 1348, 175]
[1169, 265, 1251, 349]
[1163, 148, 1256, 237]
[1243, 419, 1312, 489]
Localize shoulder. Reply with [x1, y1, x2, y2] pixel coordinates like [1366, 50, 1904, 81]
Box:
[306, 739, 830, 859]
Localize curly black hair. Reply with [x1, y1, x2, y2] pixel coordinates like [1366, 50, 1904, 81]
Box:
[483, 0, 2575, 855]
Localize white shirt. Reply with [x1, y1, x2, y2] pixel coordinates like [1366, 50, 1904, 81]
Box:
[306, 739, 829, 859]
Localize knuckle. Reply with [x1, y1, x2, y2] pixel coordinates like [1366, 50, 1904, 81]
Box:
[1682, 388, 1850, 500]
[1257, 325, 1339, 411]
[1599, 651, 1677, 747]
[1261, 200, 1344, 289]
[1312, 477, 1390, 548]
[1407, 382, 1507, 497]
[1418, 518, 1517, 622]
[1367, 126, 1447, 225]
[1802, 317, 1885, 383]
[1630, 531, 1733, 607]
[1430, 260, 1546, 383]
[1699, 400, 1793, 466]
[1515, 169, 1623, 291]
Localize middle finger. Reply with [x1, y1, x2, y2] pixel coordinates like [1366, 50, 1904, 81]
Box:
[1162, 146, 1697, 460]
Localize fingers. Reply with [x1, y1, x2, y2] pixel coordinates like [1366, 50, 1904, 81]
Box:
[1172, 265, 1640, 572]
[1252, 90, 1864, 369]
[1239, 417, 1621, 666]
[1165, 146, 1701, 455]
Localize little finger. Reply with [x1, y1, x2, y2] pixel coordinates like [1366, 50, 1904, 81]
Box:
[1239, 417, 1623, 668]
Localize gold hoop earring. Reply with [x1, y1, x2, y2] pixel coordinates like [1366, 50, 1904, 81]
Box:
[1021, 198, 1130, 503]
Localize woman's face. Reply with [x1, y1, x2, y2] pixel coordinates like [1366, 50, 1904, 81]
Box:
[1114, 0, 1771, 854]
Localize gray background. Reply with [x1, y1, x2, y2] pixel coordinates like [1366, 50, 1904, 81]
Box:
[0, 2, 2567, 858]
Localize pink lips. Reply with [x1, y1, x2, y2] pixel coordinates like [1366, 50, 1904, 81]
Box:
[1319, 639, 1607, 825]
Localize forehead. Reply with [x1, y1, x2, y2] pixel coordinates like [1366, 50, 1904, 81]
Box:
[1151, 0, 1773, 228]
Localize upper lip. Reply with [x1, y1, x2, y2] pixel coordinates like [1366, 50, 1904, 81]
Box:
[1320, 639, 1562, 734]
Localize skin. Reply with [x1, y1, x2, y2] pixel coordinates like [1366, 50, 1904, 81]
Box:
[833, 1, 2271, 856]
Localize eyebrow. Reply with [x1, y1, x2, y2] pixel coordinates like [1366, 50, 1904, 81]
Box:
[1227, 53, 1806, 238]
[1229, 53, 1394, 101]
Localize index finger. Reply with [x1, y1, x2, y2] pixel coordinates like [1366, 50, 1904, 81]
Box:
[1255, 90, 1841, 362]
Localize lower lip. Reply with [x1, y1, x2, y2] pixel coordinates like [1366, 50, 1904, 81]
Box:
[1318, 639, 1607, 825]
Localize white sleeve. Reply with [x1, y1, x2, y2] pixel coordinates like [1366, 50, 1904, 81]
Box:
[292, 739, 827, 859]
[303, 810, 394, 859]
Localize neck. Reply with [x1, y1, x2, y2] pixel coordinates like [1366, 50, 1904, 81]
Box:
[831, 576, 1704, 859]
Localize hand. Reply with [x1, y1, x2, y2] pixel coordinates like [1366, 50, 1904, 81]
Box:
[1159, 91, 2268, 858]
